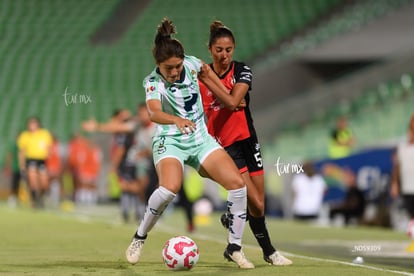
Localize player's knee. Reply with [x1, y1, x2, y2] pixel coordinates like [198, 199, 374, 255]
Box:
[225, 174, 245, 190]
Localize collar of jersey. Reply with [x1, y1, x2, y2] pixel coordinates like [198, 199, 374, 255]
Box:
[156, 67, 186, 86]
[211, 61, 234, 79]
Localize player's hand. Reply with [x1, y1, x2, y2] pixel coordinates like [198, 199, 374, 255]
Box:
[175, 118, 196, 134]
[82, 119, 98, 132]
[235, 99, 246, 111]
[199, 63, 211, 79]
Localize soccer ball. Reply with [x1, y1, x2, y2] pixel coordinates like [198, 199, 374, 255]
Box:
[162, 236, 199, 270]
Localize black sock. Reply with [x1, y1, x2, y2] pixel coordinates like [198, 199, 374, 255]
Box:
[248, 214, 275, 257]
[226, 243, 241, 254]
[134, 232, 147, 240]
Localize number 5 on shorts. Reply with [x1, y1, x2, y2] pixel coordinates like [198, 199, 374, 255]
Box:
[254, 152, 263, 168]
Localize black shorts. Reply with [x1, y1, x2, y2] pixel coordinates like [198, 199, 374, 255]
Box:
[117, 165, 137, 182]
[224, 135, 264, 176]
[26, 159, 47, 171]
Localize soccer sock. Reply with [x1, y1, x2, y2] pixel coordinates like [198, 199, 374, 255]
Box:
[248, 214, 276, 257]
[136, 186, 176, 238]
[227, 187, 247, 248]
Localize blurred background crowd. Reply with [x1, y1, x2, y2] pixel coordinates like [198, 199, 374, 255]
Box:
[1, 0, 414, 235]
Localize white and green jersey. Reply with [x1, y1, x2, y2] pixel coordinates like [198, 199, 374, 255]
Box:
[144, 55, 209, 144]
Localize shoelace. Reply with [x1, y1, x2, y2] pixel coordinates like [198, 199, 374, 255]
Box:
[129, 240, 143, 253]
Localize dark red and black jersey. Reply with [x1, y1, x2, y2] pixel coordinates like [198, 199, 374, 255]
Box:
[199, 61, 256, 147]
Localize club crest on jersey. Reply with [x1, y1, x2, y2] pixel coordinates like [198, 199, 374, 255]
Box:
[157, 137, 166, 154]
[147, 86, 156, 93]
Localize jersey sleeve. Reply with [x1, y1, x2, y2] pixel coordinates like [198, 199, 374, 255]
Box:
[234, 62, 252, 86]
[185, 55, 203, 73]
[17, 132, 27, 151]
[144, 75, 162, 102]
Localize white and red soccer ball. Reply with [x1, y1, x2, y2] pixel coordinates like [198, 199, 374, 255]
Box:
[162, 236, 199, 270]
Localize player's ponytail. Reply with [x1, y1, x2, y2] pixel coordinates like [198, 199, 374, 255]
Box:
[153, 17, 184, 64]
[208, 20, 235, 48]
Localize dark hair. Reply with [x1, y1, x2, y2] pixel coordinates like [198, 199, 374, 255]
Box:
[208, 20, 235, 48]
[27, 116, 41, 126]
[152, 17, 185, 64]
[112, 109, 122, 118]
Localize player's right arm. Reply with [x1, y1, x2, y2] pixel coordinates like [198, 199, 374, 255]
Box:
[146, 99, 195, 134]
[82, 119, 135, 133]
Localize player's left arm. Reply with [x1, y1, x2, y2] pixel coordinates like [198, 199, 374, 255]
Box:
[199, 64, 247, 111]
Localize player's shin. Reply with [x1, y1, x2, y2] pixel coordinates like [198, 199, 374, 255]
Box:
[248, 214, 275, 256]
[136, 186, 176, 238]
[226, 186, 247, 248]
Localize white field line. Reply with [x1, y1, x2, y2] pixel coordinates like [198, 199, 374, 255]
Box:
[156, 223, 414, 276]
[55, 206, 413, 276]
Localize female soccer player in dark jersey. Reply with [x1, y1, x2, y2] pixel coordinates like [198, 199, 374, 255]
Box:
[199, 20, 293, 266]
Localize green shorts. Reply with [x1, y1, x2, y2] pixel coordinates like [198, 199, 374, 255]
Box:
[152, 134, 222, 170]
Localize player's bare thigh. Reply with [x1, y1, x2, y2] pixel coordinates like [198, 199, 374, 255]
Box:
[199, 148, 244, 190]
[156, 157, 184, 194]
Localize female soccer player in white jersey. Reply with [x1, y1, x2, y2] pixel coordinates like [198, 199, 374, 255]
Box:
[125, 18, 254, 269]
[199, 20, 292, 266]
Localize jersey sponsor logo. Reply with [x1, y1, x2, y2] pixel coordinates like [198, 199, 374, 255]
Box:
[169, 84, 177, 93]
[183, 92, 198, 112]
[209, 98, 223, 112]
[240, 70, 252, 82]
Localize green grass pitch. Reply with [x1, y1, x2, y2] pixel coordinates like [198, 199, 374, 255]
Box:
[0, 203, 413, 275]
